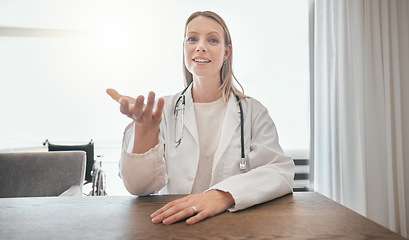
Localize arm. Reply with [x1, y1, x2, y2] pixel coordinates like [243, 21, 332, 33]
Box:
[107, 89, 168, 196]
[210, 100, 295, 211]
[119, 122, 168, 196]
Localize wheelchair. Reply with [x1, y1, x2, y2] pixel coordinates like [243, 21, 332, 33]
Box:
[43, 139, 107, 196]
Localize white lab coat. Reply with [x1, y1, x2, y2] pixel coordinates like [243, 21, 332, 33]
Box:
[119, 85, 295, 211]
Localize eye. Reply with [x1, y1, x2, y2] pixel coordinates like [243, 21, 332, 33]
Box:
[186, 37, 197, 42]
[209, 38, 219, 43]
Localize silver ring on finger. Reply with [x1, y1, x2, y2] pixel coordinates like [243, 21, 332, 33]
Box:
[191, 205, 197, 215]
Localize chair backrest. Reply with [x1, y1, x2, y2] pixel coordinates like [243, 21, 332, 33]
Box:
[0, 151, 86, 198]
[48, 140, 94, 183]
[285, 149, 313, 192]
[293, 158, 312, 192]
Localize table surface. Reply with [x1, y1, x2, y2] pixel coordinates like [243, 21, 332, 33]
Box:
[0, 192, 404, 239]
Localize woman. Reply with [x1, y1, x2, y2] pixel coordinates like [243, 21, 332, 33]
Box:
[107, 11, 294, 225]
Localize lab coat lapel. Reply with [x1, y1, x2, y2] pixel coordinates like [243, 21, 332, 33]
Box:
[183, 85, 199, 145]
[212, 93, 240, 172]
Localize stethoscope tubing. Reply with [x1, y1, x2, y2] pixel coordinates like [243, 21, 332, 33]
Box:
[174, 83, 246, 171]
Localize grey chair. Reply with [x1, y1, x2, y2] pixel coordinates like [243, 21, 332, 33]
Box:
[0, 151, 86, 198]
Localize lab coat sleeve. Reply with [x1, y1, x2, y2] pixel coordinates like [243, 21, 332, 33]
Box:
[210, 100, 295, 211]
[119, 121, 168, 196]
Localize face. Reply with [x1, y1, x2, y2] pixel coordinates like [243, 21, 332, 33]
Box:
[184, 16, 231, 82]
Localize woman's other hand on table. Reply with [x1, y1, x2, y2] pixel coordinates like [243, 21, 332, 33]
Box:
[151, 190, 235, 225]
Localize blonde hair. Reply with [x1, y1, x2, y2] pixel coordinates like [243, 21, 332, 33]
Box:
[183, 11, 247, 102]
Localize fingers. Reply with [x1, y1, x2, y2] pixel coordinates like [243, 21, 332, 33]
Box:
[107, 88, 135, 118]
[108, 89, 163, 122]
[186, 211, 207, 225]
[143, 92, 155, 120]
[106, 88, 121, 102]
[131, 95, 145, 120]
[131, 93, 161, 122]
[153, 97, 165, 120]
[152, 201, 199, 225]
[155, 202, 209, 225]
[119, 97, 132, 118]
[151, 197, 186, 220]
[151, 191, 233, 225]
[106, 88, 137, 106]
[161, 206, 197, 225]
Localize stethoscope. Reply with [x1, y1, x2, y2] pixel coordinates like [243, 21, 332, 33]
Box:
[173, 83, 246, 171]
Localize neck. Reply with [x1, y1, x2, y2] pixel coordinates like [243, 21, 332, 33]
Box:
[192, 76, 222, 103]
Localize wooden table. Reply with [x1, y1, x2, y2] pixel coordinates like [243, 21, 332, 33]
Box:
[0, 192, 403, 239]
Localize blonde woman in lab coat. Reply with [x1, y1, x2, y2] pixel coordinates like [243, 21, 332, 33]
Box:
[107, 11, 294, 225]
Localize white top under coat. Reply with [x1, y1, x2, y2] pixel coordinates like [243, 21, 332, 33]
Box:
[191, 97, 227, 194]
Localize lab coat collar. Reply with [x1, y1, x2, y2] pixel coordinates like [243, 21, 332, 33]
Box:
[182, 84, 199, 145]
[212, 92, 241, 172]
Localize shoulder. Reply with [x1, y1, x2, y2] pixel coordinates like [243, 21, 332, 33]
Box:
[240, 97, 269, 116]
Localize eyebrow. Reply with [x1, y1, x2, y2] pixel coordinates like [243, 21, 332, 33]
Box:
[187, 31, 221, 37]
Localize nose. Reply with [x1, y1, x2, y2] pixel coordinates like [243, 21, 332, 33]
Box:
[196, 47, 206, 52]
[196, 40, 206, 52]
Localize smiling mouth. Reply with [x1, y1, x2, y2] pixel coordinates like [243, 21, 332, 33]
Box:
[193, 58, 211, 63]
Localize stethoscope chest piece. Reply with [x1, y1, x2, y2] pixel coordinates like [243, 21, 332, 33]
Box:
[240, 158, 246, 172]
